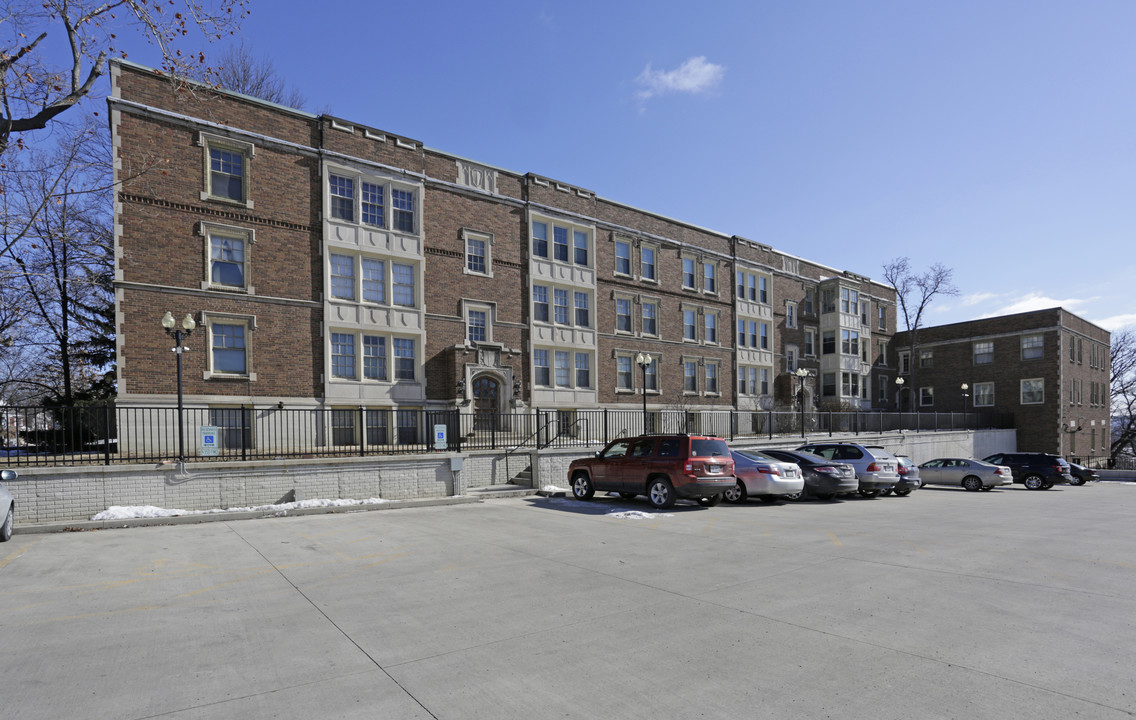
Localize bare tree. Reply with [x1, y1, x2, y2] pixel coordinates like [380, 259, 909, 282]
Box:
[1110, 328, 1136, 462]
[882, 257, 959, 409]
[210, 41, 305, 109]
[1, 0, 249, 156]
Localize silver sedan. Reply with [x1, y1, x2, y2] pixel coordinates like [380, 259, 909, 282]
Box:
[1, 469, 16, 541]
[726, 450, 805, 503]
[918, 458, 1013, 491]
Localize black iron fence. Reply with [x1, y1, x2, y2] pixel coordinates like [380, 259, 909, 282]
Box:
[0, 404, 1014, 468]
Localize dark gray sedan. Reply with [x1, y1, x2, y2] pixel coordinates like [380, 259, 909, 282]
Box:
[918, 458, 1013, 492]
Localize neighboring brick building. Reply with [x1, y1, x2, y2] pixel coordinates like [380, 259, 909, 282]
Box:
[891, 308, 1111, 457]
[109, 60, 896, 447]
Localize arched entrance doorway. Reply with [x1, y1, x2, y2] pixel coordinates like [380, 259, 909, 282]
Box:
[472, 375, 501, 431]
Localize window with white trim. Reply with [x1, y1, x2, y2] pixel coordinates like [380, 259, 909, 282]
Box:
[464, 230, 493, 276]
[616, 355, 633, 390]
[615, 297, 632, 333]
[842, 330, 859, 357]
[786, 345, 798, 372]
[974, 382, 994, 407]
[1021, 378, 1044, 404]
[760, 322, 769, 350]
[641, 245, 657, 281]
[209, 320, 249, 377]
[899, 350, 911, 374]
[201, 222, 253, 292]
[759, 276, 769, 304]
[201, 133, 254, 207]
[642, 300, 658, 336]
[364, 336, 387, 380]
[919, 348, 932, 368]
[615, 240, 631, 276]
[684, 360, 698, 393]
[822, 331, 836, 355]
[330, 253, 355, 300]
[843, 372, 861, 398]
[362, 258, 384, 303]
[682, 257, 696, 290]
[703, 261, 716, 294]
[878, 305, 886, 330]
[645, 356, 658, 391]
[534, 349, 550, 386]
[530, 215, 592, 268]
[325, 166, 416, 234]
[467, 309, 488, 343]
[392, 262, 416, 307]
[393, 337, 416, 380]
[554, 350, 571, 387]
[973, 341, 993, 365]
[785, 301, 797, 328]
[574, 291, 590, 328]
[1021, 335, 1044, 360]
[805, 328, 816, 357]
[554, 288, 569, 324]
[919, 386, 934, 406]
[705, 312, 717, 344]
[532, 285, 549, 322]
[575, 352, 591, 388]
[705, 362, 719, 394]
[331, 332, 356, 379]
[683, 309, 697, 341]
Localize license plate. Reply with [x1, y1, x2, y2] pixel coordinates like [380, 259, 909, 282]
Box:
[707, 465, 720, 474]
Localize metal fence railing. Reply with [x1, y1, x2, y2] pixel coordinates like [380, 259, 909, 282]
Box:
[0, 404, 1015, 468]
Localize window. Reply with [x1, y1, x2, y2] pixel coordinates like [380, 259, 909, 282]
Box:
[210, 407, 251, 450]
[330, 253, 355, 300]
[703, 262, 716, 293]
[1022, 335, 1044, 360]
[615, 240, 631, 275]
[737, 271, 745, 299]
[683, 309, 697, 341]
[363, 336, 387, 380]
[331, 409, 357, 446]
[532, 221, 548, 258]
[329, 175, 354, 221]
[705, 363, 718, 394]
[361, 181, 384, 226]
[534, 349, 550, 386]
[684, 361, 697, 392]
[841, 288, 858, 315]
[644, 358, 658, 391]
[805, 329, 815, 357]
[396, 409, 419, 445]
[574, 291, 590, 327]
[616, 298, 632, 333]
[554, 351, 571, 387]
[804, 289, 815, 315]
[208, 231, 246, 289]
[842, 330, 859, 357]
[920, 386, 934, 406]
[878, 375, 888, 403]
[705, 313, 717, 344]
[331, 332, 355, 379]
[553, 226, 569, 262]
[573, 230, 588, 266]
[899, 351, 911, 374]
[575, 353, 591, 388]
[366, 409, 389, 445]
[821, 288, 836, 314]
[362, 258, 385, 303]
[760, 323, 769, 350]
[786, 302, 797, 328]
[1021, 378, 1044, 404]
[533, 285, 549, 322]
[641, 246, 656, 281]
[843, 373, 861, 398]
[822, 372, 836, 397]
[878, 305, 886, 330]
[748, 275, 757, 302]
[642, 302, 658, 336]
[554, 289, 569, 324]
[393, 338, 416, 380]
[203, 135, 252, 205]
[919, 349, 932, 368]
[786, 345, 798, 372]
[392, 263, 415, 307]
[210, 322, 248, 376]
[748, 321, 757, 348]
[616, 356, 633, 390]
[1078, 338, 1083, 364]
[760, 368, 770, 395]
[468, 310, 487, 343]
[737, 319, 747, 347]
[974, 341, 993, 365]
[465, 232, 489, 275]
[876, 339, 888, 365]
[759, 276, 768, 304]
[391, 188, 415, 232]
[682, 258, 696, 289]
[822, 331, 836, 355]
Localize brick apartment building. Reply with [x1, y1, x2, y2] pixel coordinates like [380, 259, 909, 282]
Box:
[108, 60, 898, 446]
[892, 308, 1111, 457]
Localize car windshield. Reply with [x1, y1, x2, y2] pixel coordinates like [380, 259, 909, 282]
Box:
[691, 438, 729, 457]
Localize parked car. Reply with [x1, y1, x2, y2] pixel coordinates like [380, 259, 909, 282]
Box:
[795, 442, 900, 497]
[568, 434, 735, 509]
[1067, 462, 1099, 486]
[882, 456, 921, 496]
[918, 458, 1013, 491]
[725, 450, 805, 503]
[980, 452, 1074, 490]
[1, 469, 17, 541]
[761, 449, 858, 500]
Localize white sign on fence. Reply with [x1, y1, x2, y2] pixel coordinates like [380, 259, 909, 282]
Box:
[200, 425, 220, 457]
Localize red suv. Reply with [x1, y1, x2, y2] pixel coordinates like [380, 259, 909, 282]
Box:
[568, 434, 735, 509]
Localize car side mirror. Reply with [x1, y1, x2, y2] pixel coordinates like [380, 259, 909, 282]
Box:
[594, 451, 601, 458]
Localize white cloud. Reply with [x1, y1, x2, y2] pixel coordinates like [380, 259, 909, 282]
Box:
[635, 56, 725, 101]
[960, 291, 1000, 307]
[977, 292, 1095, 319]
[1095, 313, 1136, 332]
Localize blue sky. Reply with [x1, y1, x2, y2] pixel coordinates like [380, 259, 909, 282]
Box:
[105, 0, 1135, 332]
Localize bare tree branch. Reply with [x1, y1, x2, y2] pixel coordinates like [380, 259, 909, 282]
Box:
[882, 257, 959, 408]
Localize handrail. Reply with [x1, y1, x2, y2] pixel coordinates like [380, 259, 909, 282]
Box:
[502, 415, 589, 485]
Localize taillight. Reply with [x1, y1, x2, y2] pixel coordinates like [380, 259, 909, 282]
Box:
[994, 468, 1003, 475]
[897, 465, 908, 475]
[866, 462, 881, 472]
[685, 462, 693, 472]
[816, 466, 837, 473]
[757, 466, 780, 475]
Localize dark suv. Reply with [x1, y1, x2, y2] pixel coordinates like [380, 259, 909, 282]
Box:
[981, 452, 1073, 490]
[568, 434, 735, 509]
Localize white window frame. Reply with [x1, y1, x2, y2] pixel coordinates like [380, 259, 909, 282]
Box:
[705, 362, 719, 396]
[640, 243, 658, 283]
[804, 328, 816, 357]
[463, 301, 494, 345]
[683, 359, 698, 394]
[973, 341, 993, 365]
[615, 295, 633, 334]
[641, 298, 659, 337]
[463, 229, 494, 277]
[200, 132, 254, 208]
[919, 386, 934, 407]
[615, 354, 634, 392]
[1021, 334, 1044, 360]
[325, 164, 419, 235]
[786, 344, 798, 372]
[1021, 378, 1044, 405]
[614, 239, 632, 277]
[705, 311, 718, 345]
[201, 312, 256, 381]
[200, 221, 254, 293]
[785, 301, 797, 329]
[703, 261, 717, 295]
[529, 212, 593, 269]
[682, 256, 697, 290]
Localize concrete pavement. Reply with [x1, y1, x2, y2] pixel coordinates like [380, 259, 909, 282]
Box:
[2, 482, 1134, 719]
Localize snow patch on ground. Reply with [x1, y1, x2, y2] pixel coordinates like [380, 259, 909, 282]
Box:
[606, 510, 673, 519]
[91, 497, 388, 521]
[542, 485, 569, 494]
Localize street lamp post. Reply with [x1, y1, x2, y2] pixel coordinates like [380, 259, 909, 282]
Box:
[162, 311, 196, 463]
[960, 383, 970, 413]
[895, 376, 905, 412]
[794, 367, 810, 438]
[636, 352, 652, 433]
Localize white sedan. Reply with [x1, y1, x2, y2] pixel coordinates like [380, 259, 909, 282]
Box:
[918, 458, 1013, 491]
[726, 450, 805, 503]
[1, 469, 16, 541]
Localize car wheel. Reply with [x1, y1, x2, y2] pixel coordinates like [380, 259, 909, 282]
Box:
[1023, 474, 1045, 490]
[647, 478, 676, 509]
[571, 473, 594, 500]
[0, 506, 12, 542]
[880, 488, 894, 496]
[858, 489, 880, 498]
[893, 488, 912, 497]
[962, 476, 983, 492]
[618, 492, 638, 500]
[1068, 476, 1085, 486]
[697, 494, 723, 507]
[723, 481, 747, 504]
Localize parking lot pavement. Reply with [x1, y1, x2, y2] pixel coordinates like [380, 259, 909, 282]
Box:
[2, 483, 1135, 719]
